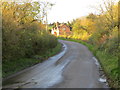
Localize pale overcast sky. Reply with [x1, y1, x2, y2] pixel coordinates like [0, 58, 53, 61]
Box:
[32, 0, 118, 23]
[43, 0, 102, 23]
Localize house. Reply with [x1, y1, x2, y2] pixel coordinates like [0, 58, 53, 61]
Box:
[51, 22, 71, 36]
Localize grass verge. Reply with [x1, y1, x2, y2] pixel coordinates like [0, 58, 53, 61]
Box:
[3, 42, 62, 78]
[59, 37, 119, 88]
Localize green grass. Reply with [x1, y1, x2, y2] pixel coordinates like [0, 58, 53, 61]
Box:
[3, 42, 62, 78]
[59, 37, 119, 88]
[96, 51, 119, 88]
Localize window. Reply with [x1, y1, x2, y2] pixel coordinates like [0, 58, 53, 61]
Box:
[63, 27, 66, 30]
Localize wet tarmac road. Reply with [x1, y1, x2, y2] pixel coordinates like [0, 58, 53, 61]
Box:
[3, 40, 108, 88]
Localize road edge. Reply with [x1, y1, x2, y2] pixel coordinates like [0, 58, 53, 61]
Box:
[2, 40, 67, 83]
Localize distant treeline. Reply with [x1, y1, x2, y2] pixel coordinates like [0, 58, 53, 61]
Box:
[2, 2, 58, 62]
[62, 1, 118, 56]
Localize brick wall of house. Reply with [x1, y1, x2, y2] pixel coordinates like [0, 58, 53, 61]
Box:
[51, 23, 72, 36]
[59, 24, 71, 35]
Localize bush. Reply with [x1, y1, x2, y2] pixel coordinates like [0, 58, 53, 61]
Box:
[2, 2, 58, 62]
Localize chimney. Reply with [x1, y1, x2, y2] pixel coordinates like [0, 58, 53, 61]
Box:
[56, 22, 59, 27]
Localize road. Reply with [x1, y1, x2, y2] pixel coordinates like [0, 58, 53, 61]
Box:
[3, 40, 108, 88]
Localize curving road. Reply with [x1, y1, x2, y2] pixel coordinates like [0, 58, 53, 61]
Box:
[3, 40, 108, 88]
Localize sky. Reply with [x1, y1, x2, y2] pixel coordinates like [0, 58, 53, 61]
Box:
[15, 0, 118, 24]
[42, 0, 103, 24]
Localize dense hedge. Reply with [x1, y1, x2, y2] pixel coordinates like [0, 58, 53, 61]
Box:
[2, 2, 58, 62]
